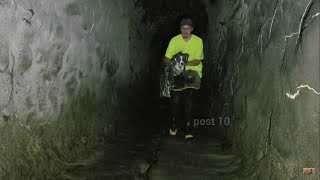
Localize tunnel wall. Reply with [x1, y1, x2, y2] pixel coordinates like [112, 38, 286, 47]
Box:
[0, 0, 151, 178]
[203, 0, 319, 179]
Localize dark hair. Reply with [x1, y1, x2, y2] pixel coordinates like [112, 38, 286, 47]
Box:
[180, 18, 193, 27]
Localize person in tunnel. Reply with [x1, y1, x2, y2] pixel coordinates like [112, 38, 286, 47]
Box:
[163, 17, 204, 139]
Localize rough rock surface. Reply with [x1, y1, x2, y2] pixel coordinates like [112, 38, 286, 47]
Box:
[202, 0, 319, 179]
[0, 0, 153, 178]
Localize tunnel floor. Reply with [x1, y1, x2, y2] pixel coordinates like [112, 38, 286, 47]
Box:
[57, 133, 249, 180]
[55, 98, 252, 180]
[57, 125, 161, 179]
[54, 63, 251, 179]
[150, 137, 248, 180]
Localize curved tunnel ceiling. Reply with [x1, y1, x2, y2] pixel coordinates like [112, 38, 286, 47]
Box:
[0, 0, 318, 179]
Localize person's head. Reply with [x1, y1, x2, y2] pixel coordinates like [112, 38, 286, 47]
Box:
[180, 18, 194, 38]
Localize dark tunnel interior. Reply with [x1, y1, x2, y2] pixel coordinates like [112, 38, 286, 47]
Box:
[131, 0, 219, 136]
[122, 1, 204, 128]
[133, 0, 229, 141]
[0, 0, 319, 179]
[115, 0, 218, 158]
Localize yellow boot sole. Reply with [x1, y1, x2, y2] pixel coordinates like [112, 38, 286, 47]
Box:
[185, 134, 194, 139]
[169, 129, 177, 136]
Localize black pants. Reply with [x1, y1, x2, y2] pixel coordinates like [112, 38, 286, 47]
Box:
[170, 88, 196, 134]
